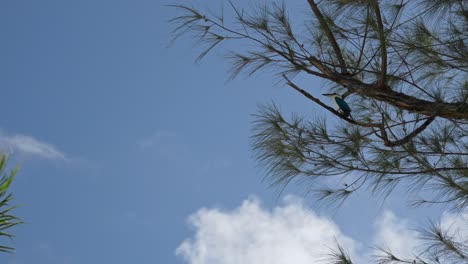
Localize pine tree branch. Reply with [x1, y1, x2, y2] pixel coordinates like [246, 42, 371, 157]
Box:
[284, 74, 465, 149]
[382, 114, 437, 147]
[351, 6, 370, 77]
[372, 0, 387, 86]
[306, 0, 348, 74]
[334, 77, 468, 120]
[282, 75, 381, 128]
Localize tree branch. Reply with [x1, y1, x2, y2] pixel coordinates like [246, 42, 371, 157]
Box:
[372, 0, 387, 86]
[282, 75, 381, 128]
[334, 77, 468, 120]
[383, 114, 437, 147]
[306, 0, 348, 74]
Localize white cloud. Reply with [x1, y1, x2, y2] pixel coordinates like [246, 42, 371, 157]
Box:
[177, 196, 468, 264]
[373, 211, 420, 259]
[176, 196, 361, 264]
[440, 211, 468, 245]
[372, 210, 468, 261]
[0, 133, 66, 161]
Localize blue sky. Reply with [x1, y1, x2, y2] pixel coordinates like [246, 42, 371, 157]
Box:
[0, 1, 465, 264]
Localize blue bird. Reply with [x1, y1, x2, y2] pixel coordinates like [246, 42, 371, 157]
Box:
[323, 93, 351, 118]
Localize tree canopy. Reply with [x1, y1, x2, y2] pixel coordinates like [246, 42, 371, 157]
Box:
[170, 0, 467, 263]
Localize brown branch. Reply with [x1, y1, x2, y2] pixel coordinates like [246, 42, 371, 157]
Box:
[341, 90, 354, 99]
[352, 6, 370, 77]
[285, 74, 445, 148]
[332, 77, 468, 120]
[290, 54, 468, 120]
[306, 0, 348, 74]
[372, 0, 387, 86]
[383, 113, 437, 147]
[282, 75, 381, 128]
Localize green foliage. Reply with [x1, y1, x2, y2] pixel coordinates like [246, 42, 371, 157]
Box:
[0, 155, 22, 253]
[325, 242, 354, 264]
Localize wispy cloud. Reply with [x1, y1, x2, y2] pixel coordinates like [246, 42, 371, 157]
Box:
[138, 131, 177, 149]
[201, 157, 232, 173]
[138, 131, 232, 171]
[177, 196, 467, 264]
[138, 131, 190, 160]
[0, 133, 66, 161]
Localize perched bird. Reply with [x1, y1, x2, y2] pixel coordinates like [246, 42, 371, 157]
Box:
[323, 93, 351, 118]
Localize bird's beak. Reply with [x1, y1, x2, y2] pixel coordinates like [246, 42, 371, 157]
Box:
[322, 93, 333, 96]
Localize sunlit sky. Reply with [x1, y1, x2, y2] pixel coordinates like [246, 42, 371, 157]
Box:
[0, 1, 461, 264]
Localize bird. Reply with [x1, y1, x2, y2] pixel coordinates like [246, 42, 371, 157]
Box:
[322, 93, 352, 118]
